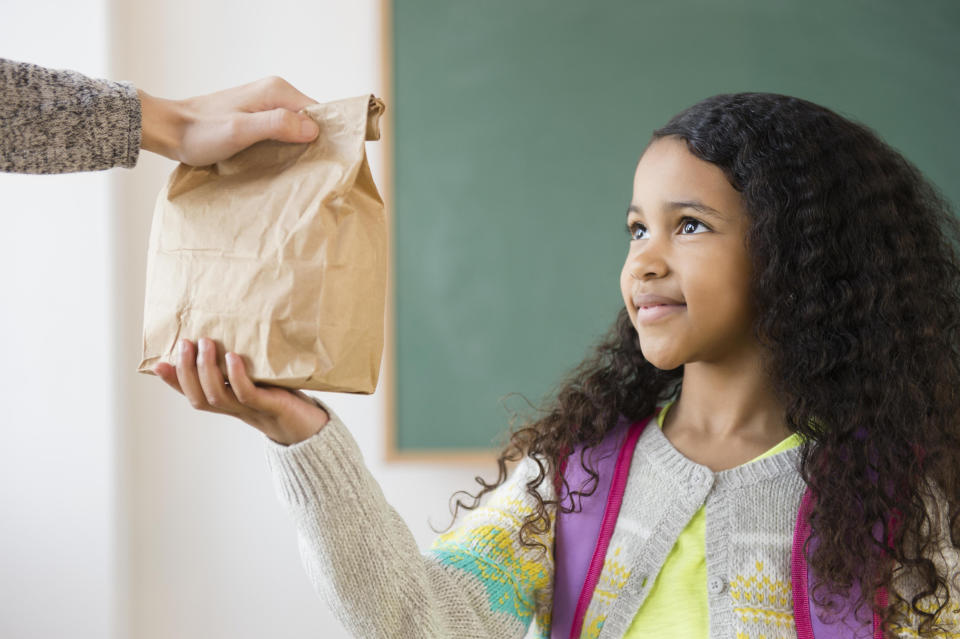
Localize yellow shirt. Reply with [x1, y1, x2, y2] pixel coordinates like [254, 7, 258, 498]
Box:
[623, 399, 803, 638]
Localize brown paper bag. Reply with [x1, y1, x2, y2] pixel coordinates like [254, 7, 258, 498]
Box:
[137, 94, 387, 394]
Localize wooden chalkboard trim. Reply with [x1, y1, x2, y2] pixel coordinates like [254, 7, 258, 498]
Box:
[379, 0, 504, 466]
[384, 448, 501, 466]
[380, 0, 400, 464]
[376, 0, 543, 466]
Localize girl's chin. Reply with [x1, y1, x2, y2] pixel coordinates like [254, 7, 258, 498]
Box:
[638, 344, 685, 370]
[647, 360, 683, 372]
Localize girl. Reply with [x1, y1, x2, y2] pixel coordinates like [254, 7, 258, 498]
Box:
[155, 92, 960, 638]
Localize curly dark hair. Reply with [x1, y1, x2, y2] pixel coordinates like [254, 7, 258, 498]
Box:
[439, 92, 960, 635]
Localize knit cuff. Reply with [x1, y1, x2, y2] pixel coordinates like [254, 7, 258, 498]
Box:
[263, 396, 370, 508]
[115, 80, 142, 169]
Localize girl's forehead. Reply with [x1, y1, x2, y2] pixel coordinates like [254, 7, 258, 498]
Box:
[632, 137, 743, 217]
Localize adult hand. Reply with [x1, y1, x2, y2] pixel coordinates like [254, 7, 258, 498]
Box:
[139, 76, 320, 166]
[153, 337, 330, 446]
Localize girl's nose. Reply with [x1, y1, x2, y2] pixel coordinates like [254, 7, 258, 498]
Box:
[627, 242, 669, 280]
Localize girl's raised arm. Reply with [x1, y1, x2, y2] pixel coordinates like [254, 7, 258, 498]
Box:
[266, 397, 554, 637]
[154, 337, 554, 638]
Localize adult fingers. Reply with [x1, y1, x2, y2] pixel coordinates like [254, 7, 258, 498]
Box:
[232, 107, 319, 150]
[196, 338, 245, 414]
[247, 76, 319, 113]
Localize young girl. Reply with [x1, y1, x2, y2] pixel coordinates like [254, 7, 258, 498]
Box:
[154, 92, 960, 638]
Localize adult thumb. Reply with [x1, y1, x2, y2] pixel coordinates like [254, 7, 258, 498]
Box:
[239, 108, 320, 147]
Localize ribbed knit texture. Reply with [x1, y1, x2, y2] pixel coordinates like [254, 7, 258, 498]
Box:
[265, 397, 552, 638]
[265, 395, 960, 638]
[623, 400, 803, 638]
[0, 57, 141, 173]
[591, 422, 806, 639]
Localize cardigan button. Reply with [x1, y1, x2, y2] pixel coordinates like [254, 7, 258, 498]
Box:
[707, 576, 726, 594]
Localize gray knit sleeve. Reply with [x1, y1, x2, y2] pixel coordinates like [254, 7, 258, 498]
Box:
[0, 57, 141, 174]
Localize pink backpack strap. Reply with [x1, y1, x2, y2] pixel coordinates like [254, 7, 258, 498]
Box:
[791, 488, 816, 639]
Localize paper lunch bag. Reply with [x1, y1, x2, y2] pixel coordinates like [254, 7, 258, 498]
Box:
[137, 94, 387, 393]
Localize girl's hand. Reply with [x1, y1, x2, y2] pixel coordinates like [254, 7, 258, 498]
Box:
[152, 337, 330, 446]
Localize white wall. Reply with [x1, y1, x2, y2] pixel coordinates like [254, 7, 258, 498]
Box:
[0, 2, 115, 638]
[2, 1, 495, 637]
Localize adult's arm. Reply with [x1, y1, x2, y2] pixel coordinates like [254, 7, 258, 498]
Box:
[0, 58, 321, 174]
[0, 57, 140, 174]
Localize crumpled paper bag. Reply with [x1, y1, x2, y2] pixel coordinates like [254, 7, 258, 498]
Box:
[137, 94, 387, 393]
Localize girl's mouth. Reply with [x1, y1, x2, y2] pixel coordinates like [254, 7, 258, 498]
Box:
[636, 303, 686, 324]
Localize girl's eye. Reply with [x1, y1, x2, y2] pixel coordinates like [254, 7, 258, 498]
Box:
[679, 218, 709, 235]
[625, 217, 710, 241]
[626, 222, 643, 240]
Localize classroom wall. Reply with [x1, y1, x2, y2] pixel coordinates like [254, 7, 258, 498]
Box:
[1, 1, 492, 637]
[0, 2, 116, 638]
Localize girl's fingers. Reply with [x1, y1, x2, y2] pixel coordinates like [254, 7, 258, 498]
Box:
[196, 338, 244, 414]
[153, 362, 184, 394]
[225, 350, 277, 414]
[175, 339, 211, 411]
[156, 342, 320, 443]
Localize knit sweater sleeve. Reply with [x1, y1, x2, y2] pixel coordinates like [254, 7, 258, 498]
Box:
[888, 479, 960, 636]
[264, 397, 556, 639]
[0, 57, 141, 174]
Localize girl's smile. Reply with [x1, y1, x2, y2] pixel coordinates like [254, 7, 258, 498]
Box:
[635, 303, 687, 323]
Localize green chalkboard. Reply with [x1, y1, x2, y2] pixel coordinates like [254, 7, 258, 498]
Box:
[390, 0, 960, 456]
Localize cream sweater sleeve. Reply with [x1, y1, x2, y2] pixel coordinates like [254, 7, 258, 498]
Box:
[264, 397, 555, 639]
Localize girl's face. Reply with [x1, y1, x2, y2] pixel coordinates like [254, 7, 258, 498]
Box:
[620, 136, 756, 370]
